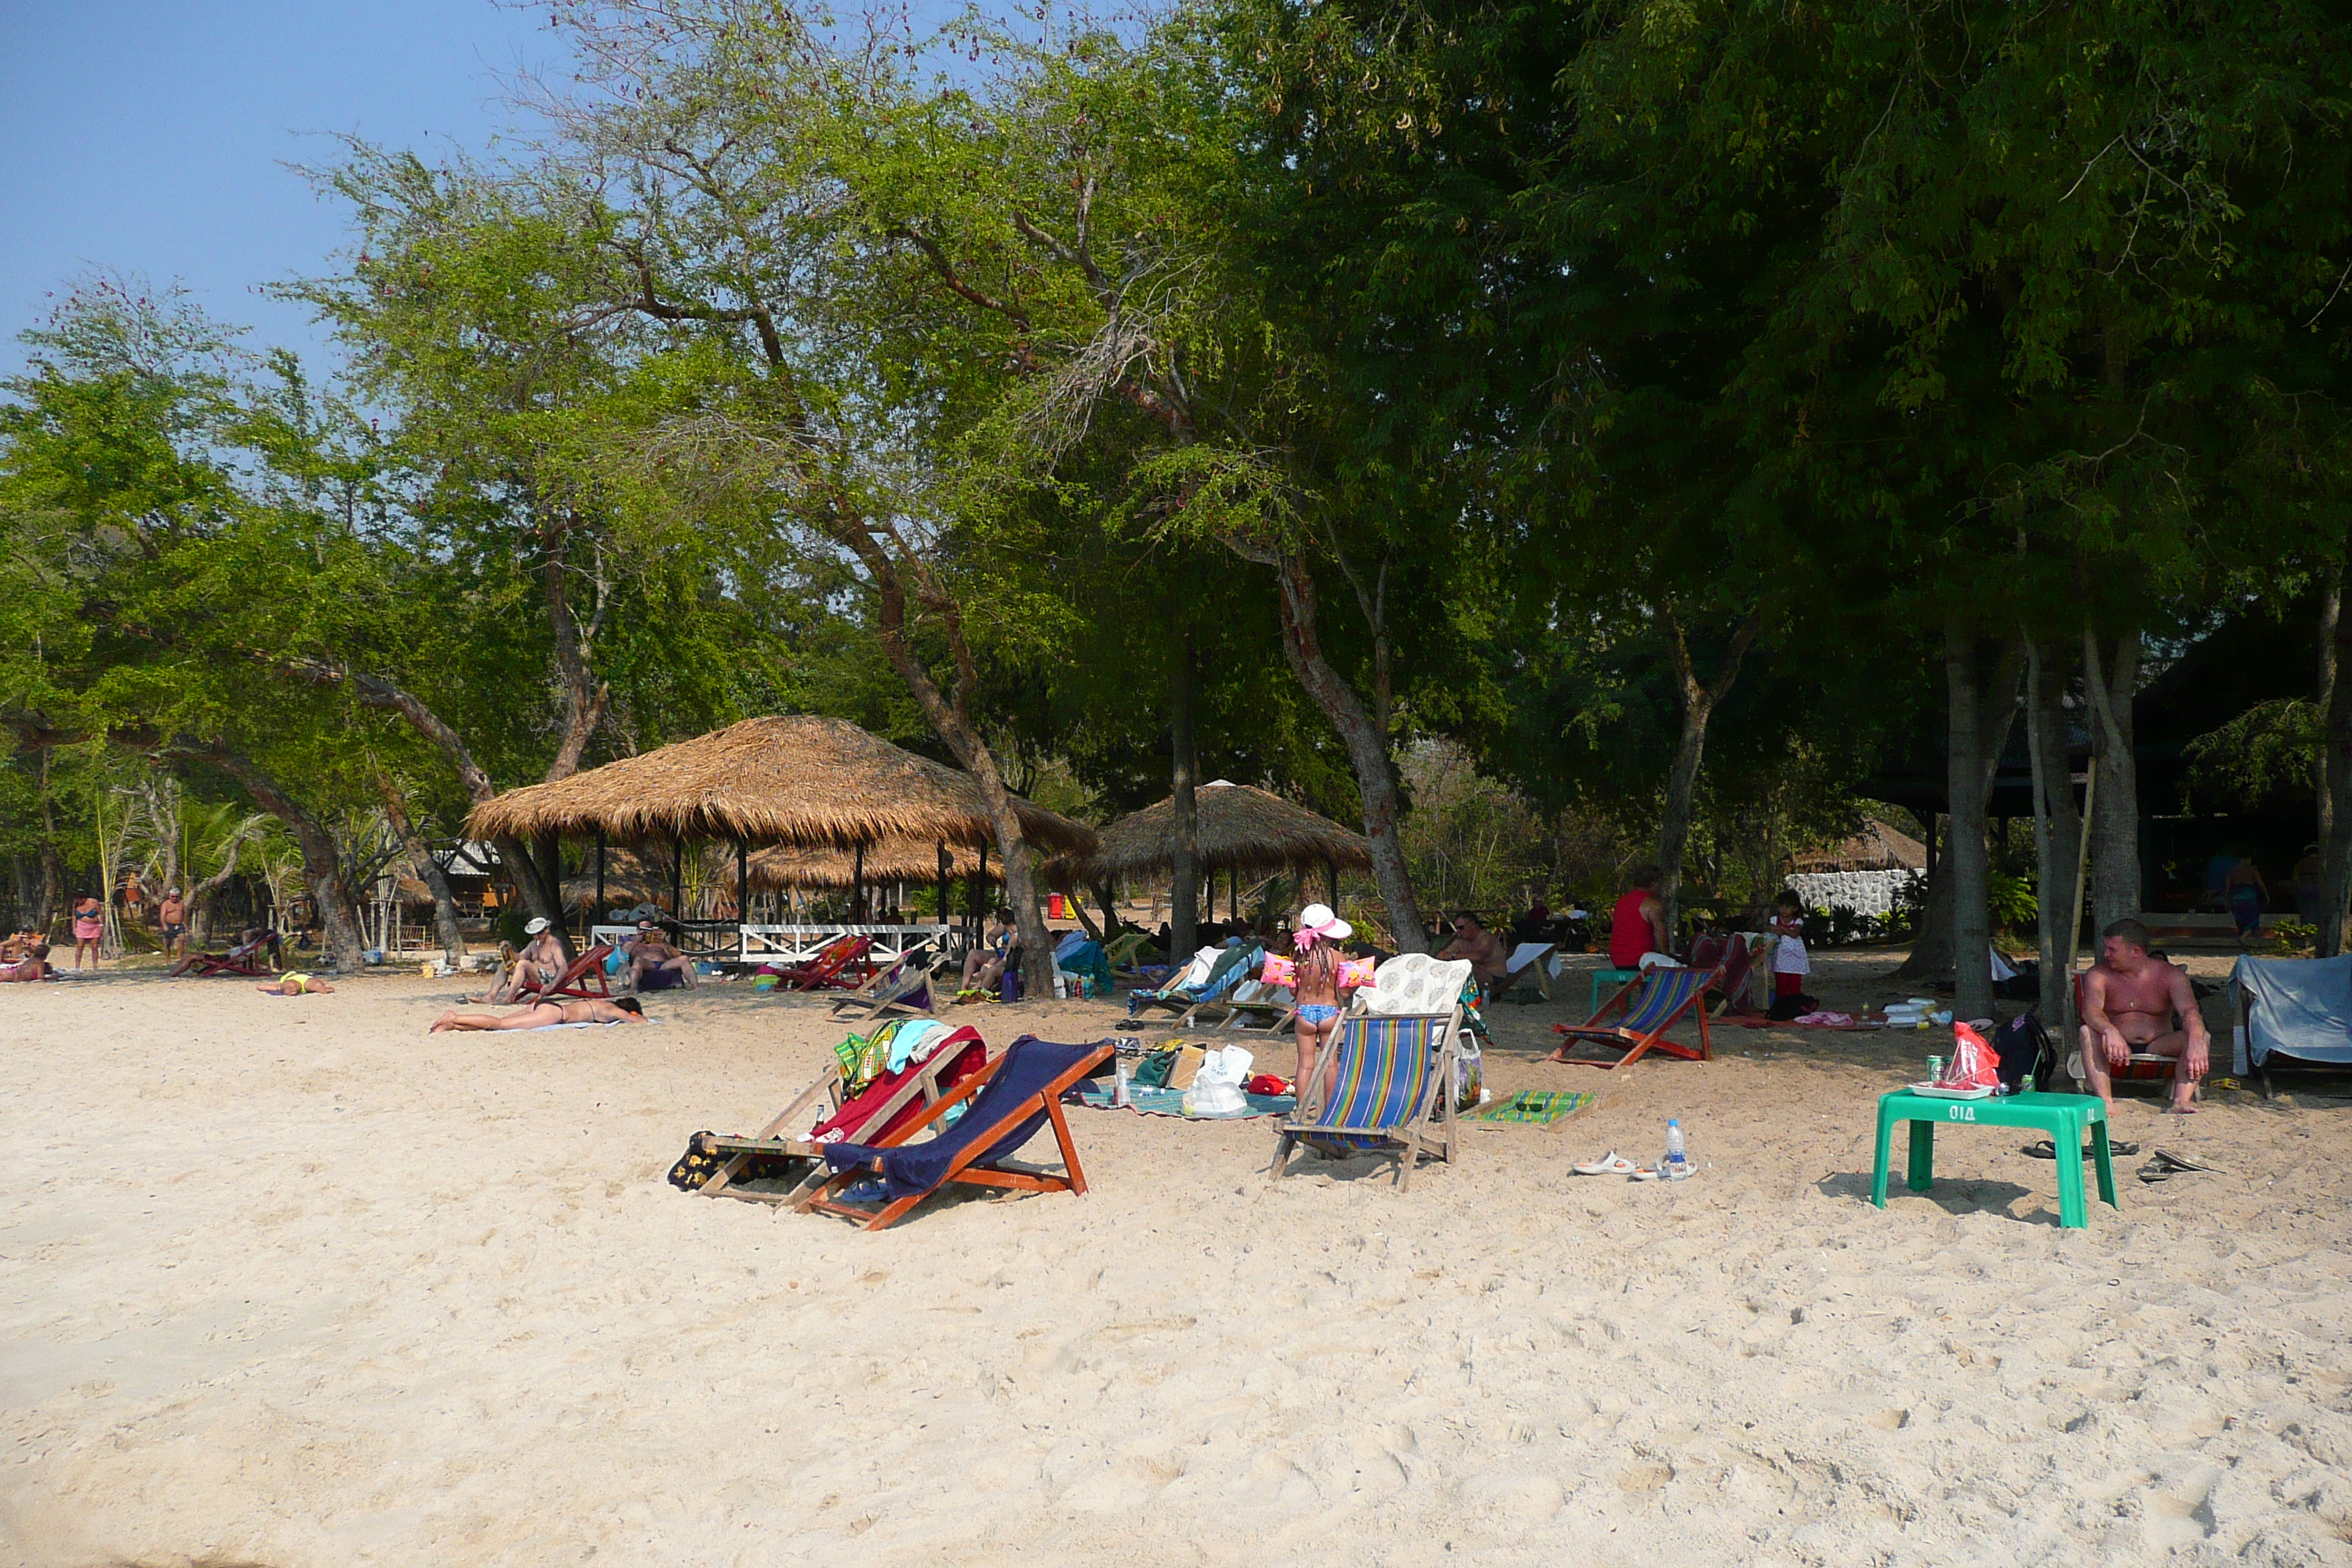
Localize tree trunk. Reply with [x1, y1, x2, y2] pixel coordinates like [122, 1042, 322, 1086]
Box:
[1655, 605, 1765, 941]
[1259, 549, 1427, 951]
[2024, 636, 2084, 1030]
[2082, 627, 2143, 935]
[1945, 625, 1997, 1020]
[377, 774, 467, 968]
[2320, 567, 2352, 957]
[206, 751, 367, 975]
[186, 814, 266, 948]
[1170, 634, 1201, 965]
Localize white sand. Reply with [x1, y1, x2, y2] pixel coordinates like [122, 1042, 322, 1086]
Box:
[4, 950, 2351, 1566]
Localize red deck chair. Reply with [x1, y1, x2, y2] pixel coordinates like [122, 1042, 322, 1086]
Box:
[1548, 963, 1721, 1069]
[539, 941, 618, 1000]
[776, 935, 874, 992]
[169, 935, 275, 979]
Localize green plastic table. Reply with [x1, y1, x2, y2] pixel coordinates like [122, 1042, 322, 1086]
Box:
[1871, 1089, 2117, 1228]
[1589, 966, 1641, 1016]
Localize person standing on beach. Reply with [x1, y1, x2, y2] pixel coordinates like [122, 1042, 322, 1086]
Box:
[1765, 890, 1810, 1002]
[157, 889, 188, 962]
[69, 894, 103, 970]
[1289, 902, 1360, 1111]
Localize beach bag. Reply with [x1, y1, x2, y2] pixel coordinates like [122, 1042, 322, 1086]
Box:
[1183, 1046, 1252, 1117]
[1993, 1010, 2057, 1093]
[1938, 1022, 2001, 1090]
[1453, 1035, 1485, 1112]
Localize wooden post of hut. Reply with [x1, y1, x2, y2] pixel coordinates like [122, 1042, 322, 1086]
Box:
[671, 833, 684, 927]
[936, 843, 950, 936]
[1325, 856, 1339, 911]
[735, 840, 749, 961]
[595, 831, 608, 921]
[852, 842, 865, 924]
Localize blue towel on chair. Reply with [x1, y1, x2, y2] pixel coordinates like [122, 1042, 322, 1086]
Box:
[823, 1036, 1101, 1199]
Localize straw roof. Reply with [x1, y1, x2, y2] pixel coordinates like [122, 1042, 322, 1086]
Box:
[1059, 782, 1372, 882]
[464, 715, 1097, 856]
[747, 840, 995, 892]
[1790, 818, 1929, 874]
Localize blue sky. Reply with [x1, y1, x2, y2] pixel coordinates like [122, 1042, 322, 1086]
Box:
[0, 0, 557, 377]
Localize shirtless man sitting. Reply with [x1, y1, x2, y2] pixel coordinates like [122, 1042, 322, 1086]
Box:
[1438, 911, 1510, 997]
[2078, 918, 2209, 1114]
[475, 917, 567, 1003]
[430, 996, 646, 1032]
[627, 921, 697, 991]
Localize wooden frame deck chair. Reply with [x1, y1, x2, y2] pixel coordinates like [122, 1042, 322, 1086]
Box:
[829, 938, 940, 1023]
[693, 1025, 987, 1205]
[168, 933, 274, 979]
[1126, 944, 1250, 1022]
[799, 1035, 1113, 1231]
[1211, 979, 1297, 1036]
[775, 934, 873, 992]
[1548, 962, 1719, 1069]
[1172, 948, 1271, 1028]
[1490, 942, 1558, 1003]
[539, 941, 619, 1000]
[1102, 931, 1156, 973]
[1688, 932, 1763, 1017]
[1270, 1008, 1464, 1190]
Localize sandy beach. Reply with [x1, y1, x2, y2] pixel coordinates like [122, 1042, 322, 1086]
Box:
[5, 949, 2351, 1567]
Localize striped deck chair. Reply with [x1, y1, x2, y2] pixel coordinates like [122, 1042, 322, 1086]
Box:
[1270, 1011, 1462, 1190]
[1547, 962, 1719, 1069]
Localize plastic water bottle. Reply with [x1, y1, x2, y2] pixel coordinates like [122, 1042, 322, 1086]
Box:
[1662, 1119, 1691, 1180]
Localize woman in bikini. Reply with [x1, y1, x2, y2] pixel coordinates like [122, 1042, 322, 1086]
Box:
[1289, 902, 1360, 1112]
[429, 995, 647, 1032]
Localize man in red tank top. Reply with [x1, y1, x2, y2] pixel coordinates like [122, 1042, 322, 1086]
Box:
[1608, 867, 1673, 969]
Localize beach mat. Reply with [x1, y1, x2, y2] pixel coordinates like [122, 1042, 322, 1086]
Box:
[1466, 1090, 1597, 1127]
[1071, 1083, 1294, 1120]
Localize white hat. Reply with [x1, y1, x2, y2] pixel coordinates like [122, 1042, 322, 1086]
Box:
[524, 916, 550, 934]
[1297, 902, 1352, 942]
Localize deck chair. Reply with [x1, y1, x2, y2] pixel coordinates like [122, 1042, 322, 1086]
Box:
[1213, 979, 1297, 1035]
[1490, 942, 1557, 1003]
[829, 938, 940, 1023]
[168, 933, 275, 979]
[1549, 962, 1719, 1069]
[540, 941, 619, 1000]
[694, 1024, 987, 1205]
[1270, 1009, 1464, 1190]
[1103, 931, 1156, 973]
[2231, 953, 2352, 1098]
[775, 934, 874, 992]
[1689, 932, 1763, 1016]
[1127, 943, 1254, 1022]
[799, 1035, 1112, 1231]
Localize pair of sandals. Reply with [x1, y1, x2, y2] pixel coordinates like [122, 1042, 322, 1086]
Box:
[2136, 1147, 2224, 1184]
[1572, 1151, 1694, 1182]
[2024, 1137, 2140, 1160]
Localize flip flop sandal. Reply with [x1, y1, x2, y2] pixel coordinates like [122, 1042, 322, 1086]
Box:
[1573, 1152, 1637, 1176]
[2026, 1139, 2139, 1160]
[1629, 1166, 1662, 1182]
[2152, 1147, 2223, 1174]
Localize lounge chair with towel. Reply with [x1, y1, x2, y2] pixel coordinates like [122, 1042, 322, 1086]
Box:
[687, 1023, 987, 1205]
[1270, 963, 1470, 1190]
[829, 938, 940, 1023]
[1127, 943, 1256, 1022]
[2226, 954, 2352, 1098]
[773, 934, 874, 992]
[168, 932, 276, 979]
[1548, 961, 1720, 1070]
[799, 1034, 1113, 1231]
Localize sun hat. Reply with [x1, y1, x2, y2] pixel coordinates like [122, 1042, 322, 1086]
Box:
[1294, 902, 1353, 949]
[524, 916, 550, 934]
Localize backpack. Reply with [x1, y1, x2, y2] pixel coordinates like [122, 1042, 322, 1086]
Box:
[1991, 1009, 2057, 1093]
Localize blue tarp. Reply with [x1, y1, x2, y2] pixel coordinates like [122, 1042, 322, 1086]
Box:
[2231, 954, 2352, 1068]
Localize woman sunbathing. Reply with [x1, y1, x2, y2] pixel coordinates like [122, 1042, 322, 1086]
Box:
[257, 972, 335, 996]
[430, 995, 646, 1032]
[0, 942, 54, 981]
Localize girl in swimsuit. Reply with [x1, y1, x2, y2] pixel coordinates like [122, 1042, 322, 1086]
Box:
[1289, 902, 1359, 1113]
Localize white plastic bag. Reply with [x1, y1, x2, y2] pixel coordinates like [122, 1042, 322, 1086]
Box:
[1183, 1045, 1253, 1117]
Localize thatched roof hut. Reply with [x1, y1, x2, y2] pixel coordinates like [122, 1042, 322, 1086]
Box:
[464, 715, 1097, 856]
[1790, 818, 1929, 874]
[1058, 781, 1371, 883]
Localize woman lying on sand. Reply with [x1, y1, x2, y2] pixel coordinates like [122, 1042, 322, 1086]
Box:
[0, 942, 53, 981]
[430, 996, 646, 1032]
[257, 973, 334, 996]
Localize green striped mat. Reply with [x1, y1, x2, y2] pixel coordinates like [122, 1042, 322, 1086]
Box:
[1466, 1090, 1597, 1126]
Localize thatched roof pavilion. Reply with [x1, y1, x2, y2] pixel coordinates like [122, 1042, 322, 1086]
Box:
[465, 715, 1096, 856]
[1059, 781, 1371, 883]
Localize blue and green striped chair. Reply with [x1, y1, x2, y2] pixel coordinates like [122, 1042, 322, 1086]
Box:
[1548, 962, 1719, 1070]
[1270, 1011, 1461, 1189]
